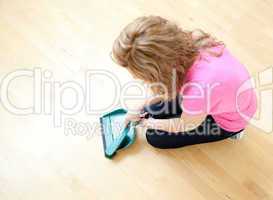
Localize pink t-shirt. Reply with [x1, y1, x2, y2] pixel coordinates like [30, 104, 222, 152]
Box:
[180, 45, 257, 132]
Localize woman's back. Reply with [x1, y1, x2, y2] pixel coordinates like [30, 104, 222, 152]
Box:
[181, 45, 257, 132]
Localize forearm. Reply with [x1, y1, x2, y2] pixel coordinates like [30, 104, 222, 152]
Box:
[148, 118, 184, 133]
[143, 113, 206, 133]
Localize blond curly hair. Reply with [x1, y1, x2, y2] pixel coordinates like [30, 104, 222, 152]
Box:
[112, 16, 223, 99]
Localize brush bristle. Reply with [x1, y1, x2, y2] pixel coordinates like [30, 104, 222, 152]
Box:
[100, 117, 107, 152]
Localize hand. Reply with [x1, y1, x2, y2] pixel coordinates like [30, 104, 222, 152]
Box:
[124, 112, 148, 127]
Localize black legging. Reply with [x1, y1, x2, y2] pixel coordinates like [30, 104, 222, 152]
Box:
[143, 96, 243, 149]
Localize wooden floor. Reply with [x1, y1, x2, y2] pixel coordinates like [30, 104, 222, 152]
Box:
[0, 0, 273, 199]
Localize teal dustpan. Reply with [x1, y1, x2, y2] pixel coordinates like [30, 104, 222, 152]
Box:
[100, 108, 136, 158]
